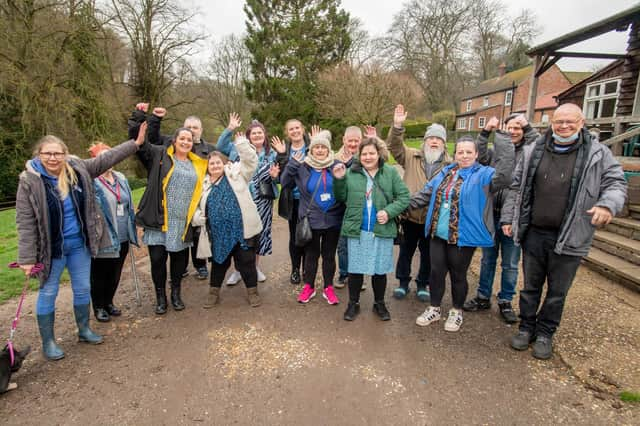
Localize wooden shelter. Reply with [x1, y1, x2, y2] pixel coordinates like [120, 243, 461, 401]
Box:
[525, 4, 640, 155]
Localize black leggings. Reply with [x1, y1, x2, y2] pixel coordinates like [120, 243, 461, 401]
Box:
[91, 242, 129, 309]
[348, 273, 387, 303]
[303, 228, 340, 288]
[210, 243, 257, 289]
[148, 245, 189, 289]
[288, 199, 305, 271]
[190, 227, 206, 270]
[429, 237, 475, 309]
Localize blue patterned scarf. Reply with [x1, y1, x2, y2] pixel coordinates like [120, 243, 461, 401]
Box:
[206, 175, 245, 264]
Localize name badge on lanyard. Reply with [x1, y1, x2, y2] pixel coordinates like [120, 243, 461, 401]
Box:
[116, 203, 125, 217]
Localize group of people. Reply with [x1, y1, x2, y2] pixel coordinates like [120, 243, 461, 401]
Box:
[16, 101, 627, 362]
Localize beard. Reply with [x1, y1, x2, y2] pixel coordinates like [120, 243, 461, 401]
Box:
[423, 146, 444, 164]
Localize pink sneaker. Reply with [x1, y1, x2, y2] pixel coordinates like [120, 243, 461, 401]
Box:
[297, 284, 316, 303]
[322, 286, 340, 305]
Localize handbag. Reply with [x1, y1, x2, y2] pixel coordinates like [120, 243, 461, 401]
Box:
[295, 173, 324, 247]
[258, 181, 277, 200]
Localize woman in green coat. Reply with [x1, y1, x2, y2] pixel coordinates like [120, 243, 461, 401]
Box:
[333, 138, 410, 321]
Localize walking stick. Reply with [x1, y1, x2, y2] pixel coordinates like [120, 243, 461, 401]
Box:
[129, 249, 142, 307]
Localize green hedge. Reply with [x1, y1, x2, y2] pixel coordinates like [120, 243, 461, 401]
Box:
[381, 121, 433, 139]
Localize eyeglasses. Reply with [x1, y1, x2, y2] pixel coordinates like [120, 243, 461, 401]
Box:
[551, 119, 581, 126]
[39, 152, 66, 159]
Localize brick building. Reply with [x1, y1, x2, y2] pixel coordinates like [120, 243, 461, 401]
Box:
[455, 64, 589, 131]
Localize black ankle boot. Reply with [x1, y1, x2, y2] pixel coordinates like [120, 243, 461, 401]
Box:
[373, 302, 391, 321]
[343, 301, 360, 321]
[155, 287, 167, 315]
[171, 285, 185, 311]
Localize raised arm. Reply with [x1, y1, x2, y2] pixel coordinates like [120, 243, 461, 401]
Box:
[84, 122, 147, 178]
[489, 130, 515, 193]
[234, 134, 258, 182]
[386, 104, 409, 166]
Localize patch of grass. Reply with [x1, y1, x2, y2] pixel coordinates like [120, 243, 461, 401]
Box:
[0, 185, 147, 304]
[620, 391, 640, 403]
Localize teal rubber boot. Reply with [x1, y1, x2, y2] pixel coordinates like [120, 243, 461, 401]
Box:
[73, 304, 103, 344]
[36, 312, 65, 360]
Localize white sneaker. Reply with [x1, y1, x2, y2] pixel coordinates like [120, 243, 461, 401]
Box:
[444, 308, 463, 332]
[257, 268, 266, 282]
[226, 270, 242, 286]
[416, 306, 441, 327]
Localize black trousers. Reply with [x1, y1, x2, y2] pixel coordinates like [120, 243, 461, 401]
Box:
[395, 220, 430, 289]
[148, 245, 188, 289]
[210, 243, 257, 288]
[519, 227, 582, 338]
[429, 237, 475, 309]
[287, 199, 305, 271]
[303, 227, 340, 288]
[348, 273, 387, 303]
[190, 227, 206, 270]
[90, 242, 129, 310]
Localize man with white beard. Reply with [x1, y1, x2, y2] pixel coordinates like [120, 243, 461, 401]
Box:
[387, 105, 452, 302]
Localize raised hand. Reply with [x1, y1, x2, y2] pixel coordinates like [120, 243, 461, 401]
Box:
[365, 125, 377, 138]
[338, 149, 353, 164]
[228, 112, 242, 131]
[152, 107, 166, 118]
[270, 136, 286, 154]
[310, 124, 321, 138]
[234, 132, 245, 143]
[136, 102, 149, 113]
[393, 104, 407, 128]
[269, 163, 280, 179]
[292, 150, 304, 163]
[332, 162, 346, 179]
[484, 116, 500, 132]
[135, 122, 148, 146]
[513, 114, 529, 128]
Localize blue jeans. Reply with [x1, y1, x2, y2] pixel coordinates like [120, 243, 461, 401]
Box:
[477, 216, 521, 302]
[337, 235, 348, 279]
[36, 235, 92, 315]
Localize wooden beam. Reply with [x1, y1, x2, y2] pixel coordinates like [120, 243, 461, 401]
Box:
[526, 56, 541, 122]
[536, 55, 561, 77]
[586, 115, 640, 125]
[549, 51, 629, 60]
[600, 125, 640, 147]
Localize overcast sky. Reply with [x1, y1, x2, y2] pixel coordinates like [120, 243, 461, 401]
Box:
[191, 0, 636, 71]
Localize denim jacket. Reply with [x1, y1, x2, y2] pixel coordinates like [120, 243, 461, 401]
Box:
[94, 171, 138, 258]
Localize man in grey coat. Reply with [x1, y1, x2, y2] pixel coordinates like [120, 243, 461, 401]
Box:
[502, 103, 627, 360]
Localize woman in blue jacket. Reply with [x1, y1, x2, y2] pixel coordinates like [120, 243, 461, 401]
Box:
[410, 132, 514, 332]
[280, 129, 345, 305]
[88, 143, 139, 323]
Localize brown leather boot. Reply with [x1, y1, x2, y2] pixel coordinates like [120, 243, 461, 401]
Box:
[247, 287, 261, 307]
[203, 287, 220, 309]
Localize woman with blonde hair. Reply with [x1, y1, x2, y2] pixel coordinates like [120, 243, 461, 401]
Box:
[16, 124, 146, 360]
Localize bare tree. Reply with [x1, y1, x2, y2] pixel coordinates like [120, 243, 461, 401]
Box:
[317, 62, 423, 125]
[386, 0, 474, 112]
[106, 0, 205, 105]
[203, 34, 252, 125]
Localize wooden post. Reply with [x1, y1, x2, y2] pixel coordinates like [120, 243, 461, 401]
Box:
[526, 55, 541, 122]
[612, 117, 624, 155]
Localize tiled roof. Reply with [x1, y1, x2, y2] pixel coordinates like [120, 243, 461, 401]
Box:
[460, 66, 532, 100]
[562, 71, 593, 84]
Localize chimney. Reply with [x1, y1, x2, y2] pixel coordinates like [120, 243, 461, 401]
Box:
[498, 62, 506, 77]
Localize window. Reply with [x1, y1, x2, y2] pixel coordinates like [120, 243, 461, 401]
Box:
[457, 118, 466, 129]
[483, 96, 489, 107]
[478, 117, 486, 128]
[584, 78, 621, 119]
[504, 90, 513, 106]
[468, 117, 474, 130]
[466, 100, 472, 112]
[541, 114, 549, 124]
